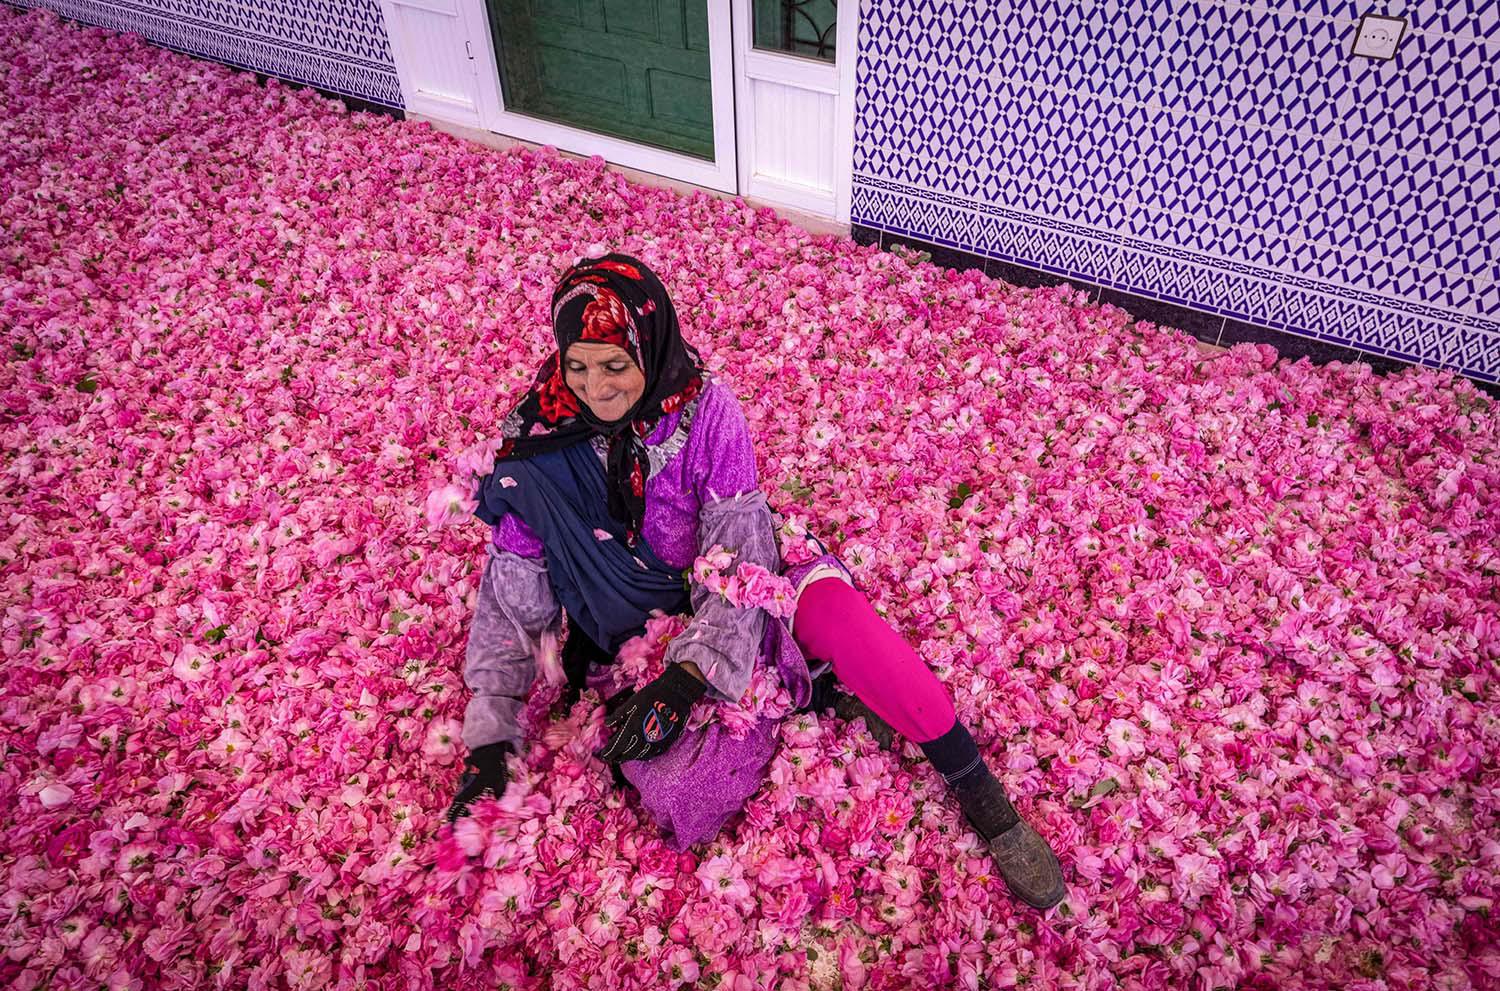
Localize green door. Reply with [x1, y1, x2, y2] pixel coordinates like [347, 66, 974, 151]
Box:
[486, 0, 715, 160]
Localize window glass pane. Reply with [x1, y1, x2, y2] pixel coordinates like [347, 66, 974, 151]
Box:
[486, 0, 715, 160]
[752, 0, 836, 63]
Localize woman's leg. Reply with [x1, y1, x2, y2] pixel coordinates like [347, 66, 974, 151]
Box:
[792, 578, 1003, 793]
[791, 576, 1066, 909]
[793, 578, 957, 742]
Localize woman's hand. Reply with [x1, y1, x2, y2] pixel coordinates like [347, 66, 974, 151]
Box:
[596, 664, 707, 763]
[447, 742, 513, 823]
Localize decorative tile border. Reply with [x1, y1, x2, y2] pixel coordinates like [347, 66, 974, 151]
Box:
[8, 0, 403, 107]
[853, 183, 1499, 385]
[858, 222, 1500, 398]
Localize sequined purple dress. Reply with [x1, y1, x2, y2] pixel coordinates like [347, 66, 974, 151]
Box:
[461, 379, 851, 848]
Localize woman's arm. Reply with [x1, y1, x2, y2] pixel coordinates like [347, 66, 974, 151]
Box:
[461, 545, 561, 752]
[661, 386, 781, 703]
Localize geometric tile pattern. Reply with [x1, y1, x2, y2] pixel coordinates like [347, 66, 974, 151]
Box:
[11, 0, 403, 107]
[852, 0, 1499, 383]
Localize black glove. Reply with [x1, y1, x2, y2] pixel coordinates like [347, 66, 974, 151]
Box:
[446, 741, 512, 823]
[595, 664, 707, 763]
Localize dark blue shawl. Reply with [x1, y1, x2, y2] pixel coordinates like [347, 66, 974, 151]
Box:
[475, 443, 690, 652]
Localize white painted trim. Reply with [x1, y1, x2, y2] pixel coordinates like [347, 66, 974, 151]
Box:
[730, 0, 752, 200]
[456, 0, 738, 194]
[831, 0, 859, 223]
[743, 48, 839, 93]
[746, 173, 836, 216]
[465, 0, 505, 135]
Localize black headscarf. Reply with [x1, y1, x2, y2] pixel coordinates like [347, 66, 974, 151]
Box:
[485, 254, 705, 544]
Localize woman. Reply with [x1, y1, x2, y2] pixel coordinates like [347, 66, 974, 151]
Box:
[450, 254, 1066, 910]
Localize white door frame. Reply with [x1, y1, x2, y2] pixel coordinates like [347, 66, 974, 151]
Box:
[729, 0, 858, 221]
[459, 0, 740, 194]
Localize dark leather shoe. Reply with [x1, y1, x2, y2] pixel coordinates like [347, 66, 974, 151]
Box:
[988, 820, 1066, 909]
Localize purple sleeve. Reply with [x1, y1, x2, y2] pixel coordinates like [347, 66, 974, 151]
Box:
[492, 512, 544, 559]
[663, 384, 779, 702]
[682, 384, 760, 502]
[462, 544, 560, 750]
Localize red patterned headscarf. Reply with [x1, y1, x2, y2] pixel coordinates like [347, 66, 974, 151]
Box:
[489, 254, 705, 542]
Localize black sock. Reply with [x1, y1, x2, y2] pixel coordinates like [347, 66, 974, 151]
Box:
[919, 720, 1020, 840]
[919, 719, 986, 783]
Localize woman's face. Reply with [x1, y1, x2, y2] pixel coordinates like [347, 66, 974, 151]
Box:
[564, 342, 646, 422]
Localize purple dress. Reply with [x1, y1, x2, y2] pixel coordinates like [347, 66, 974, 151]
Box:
[461, 379, 851, 848]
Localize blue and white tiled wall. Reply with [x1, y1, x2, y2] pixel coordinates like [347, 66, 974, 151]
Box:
[11, 0, 403, 108]
[851, 1, 1499, 384]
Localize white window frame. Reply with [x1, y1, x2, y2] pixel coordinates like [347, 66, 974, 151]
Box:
[459, 0, 740, 194]
[382, 0, 859, 220]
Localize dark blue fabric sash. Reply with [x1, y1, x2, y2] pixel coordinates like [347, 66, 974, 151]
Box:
[476, 443, 690, 651]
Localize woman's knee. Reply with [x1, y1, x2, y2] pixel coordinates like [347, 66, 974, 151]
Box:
[791, 576, 863, 657]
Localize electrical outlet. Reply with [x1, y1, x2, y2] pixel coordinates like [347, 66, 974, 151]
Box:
[1351, 13, 1407, 61]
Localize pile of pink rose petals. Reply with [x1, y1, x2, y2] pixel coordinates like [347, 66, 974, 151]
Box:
[2, 9, 1496, 990]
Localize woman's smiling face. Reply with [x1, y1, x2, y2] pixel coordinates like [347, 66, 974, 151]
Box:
[563, 342, 645, 422]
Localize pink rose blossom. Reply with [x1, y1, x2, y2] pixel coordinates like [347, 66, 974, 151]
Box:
[425, 483, 478, 527]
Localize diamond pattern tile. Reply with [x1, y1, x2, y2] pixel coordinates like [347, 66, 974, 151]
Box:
[15, 0, 402, 106]
[851, 0, 1498, 381]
